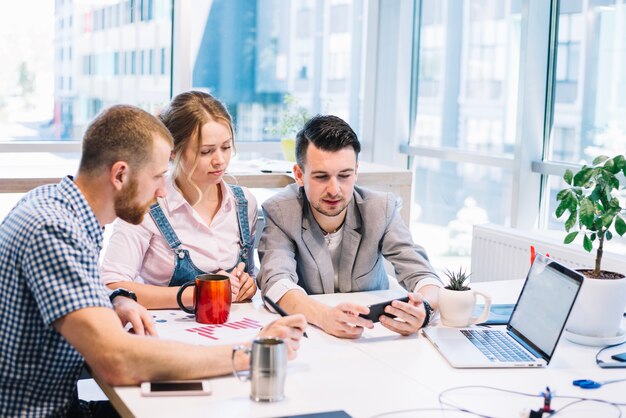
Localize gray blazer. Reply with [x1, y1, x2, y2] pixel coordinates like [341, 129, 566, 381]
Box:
[257, 184, 440, 295]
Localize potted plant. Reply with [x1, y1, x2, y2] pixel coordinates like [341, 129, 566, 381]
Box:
[444, 267, 472, 291]
[555, 154, 626, 342]
[438, 268, 491, 327]
[267, 94, 310, 162]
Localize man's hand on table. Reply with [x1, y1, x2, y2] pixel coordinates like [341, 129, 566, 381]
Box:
[112, 297, 158, 337]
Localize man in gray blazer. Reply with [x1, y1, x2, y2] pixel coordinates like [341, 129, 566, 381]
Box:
[258, 115, 442, 339]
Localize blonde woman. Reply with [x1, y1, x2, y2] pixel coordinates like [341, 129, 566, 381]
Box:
[101, 91, 257, 308]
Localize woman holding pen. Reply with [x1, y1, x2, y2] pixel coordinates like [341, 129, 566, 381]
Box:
[100, 91, 257, 308]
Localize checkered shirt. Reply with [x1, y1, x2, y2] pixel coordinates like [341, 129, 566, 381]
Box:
[0, 176, 112, 417]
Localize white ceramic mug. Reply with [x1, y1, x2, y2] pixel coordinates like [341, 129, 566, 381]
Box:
[438, 287, 492, 327]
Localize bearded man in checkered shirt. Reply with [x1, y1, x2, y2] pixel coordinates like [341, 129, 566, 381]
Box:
[0, 105, 306, 417]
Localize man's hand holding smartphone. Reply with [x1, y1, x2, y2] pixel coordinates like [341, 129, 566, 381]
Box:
[359, 296, 410, 323]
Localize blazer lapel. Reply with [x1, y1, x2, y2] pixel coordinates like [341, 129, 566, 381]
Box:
[337, 198, 362, 293]
[302, 208, 336, 294]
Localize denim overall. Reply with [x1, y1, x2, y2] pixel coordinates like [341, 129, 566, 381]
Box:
[148, 185, 252, 287]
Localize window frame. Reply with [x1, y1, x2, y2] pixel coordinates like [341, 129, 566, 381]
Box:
[402, 0, 566, 231]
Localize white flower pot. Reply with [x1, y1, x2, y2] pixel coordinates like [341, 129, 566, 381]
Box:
[565, 273, 626, 340]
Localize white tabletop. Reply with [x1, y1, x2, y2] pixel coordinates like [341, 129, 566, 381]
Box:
[101, 281, 626, 418]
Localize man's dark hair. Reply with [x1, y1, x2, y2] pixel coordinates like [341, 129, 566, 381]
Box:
[295, 115, 361, 168]
[78, 105, 173, 175]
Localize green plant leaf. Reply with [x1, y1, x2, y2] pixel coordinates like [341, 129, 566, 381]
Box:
[583, 234, 593, 252]
[564, 231, 578, 244]
[600, 211, 615, 228]
[615, 216, 626, 236]
[607, 176, 619, 190]
[573, 165, 593, 186]
[613, 155, 626, 172]
[569, 197, 578, 212]
[593, 155, 609, 165]
[556, 189, 570, 201]
[563, 169, 573, 185]
[573, 167, 593, 187]
[602, 158, 615, 173]
[565, 210, 577, 232]
[606, 230, 613, 241]
[443, 267, 471, 290]
[589, 185, 602, 203]
[555, 201, 568, 218]
[590, 232, 596, 241]
[579, 197, 595, 227]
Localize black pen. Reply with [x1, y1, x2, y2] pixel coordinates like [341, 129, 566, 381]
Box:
[263, 296, 308, 338]
[260, 169, 292, 174]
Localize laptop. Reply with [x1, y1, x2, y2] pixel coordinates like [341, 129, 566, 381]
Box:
[423, 254, 584, 368]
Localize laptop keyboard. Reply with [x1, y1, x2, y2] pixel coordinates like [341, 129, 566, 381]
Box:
[461, 329, 535, 362]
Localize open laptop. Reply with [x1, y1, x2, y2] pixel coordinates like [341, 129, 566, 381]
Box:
[424, 254, 584, 368]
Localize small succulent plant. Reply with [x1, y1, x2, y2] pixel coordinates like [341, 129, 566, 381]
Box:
[443, 267, 471, 291]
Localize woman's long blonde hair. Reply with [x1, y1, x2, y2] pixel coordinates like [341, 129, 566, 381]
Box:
[159, 91, 235, 204]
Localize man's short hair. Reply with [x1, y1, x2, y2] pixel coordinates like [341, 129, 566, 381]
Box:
[295, 115, 361, 168]
[78, 105, 173, 175]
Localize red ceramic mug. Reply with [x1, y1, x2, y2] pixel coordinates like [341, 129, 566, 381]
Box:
[176, 274, 232, 324]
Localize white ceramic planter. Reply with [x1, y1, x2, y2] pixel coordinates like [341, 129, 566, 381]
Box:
[566, 274, 626, 339]
[438, 287, 491, 327]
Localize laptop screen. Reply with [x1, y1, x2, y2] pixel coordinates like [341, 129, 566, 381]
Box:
[508, 254, 583, 359]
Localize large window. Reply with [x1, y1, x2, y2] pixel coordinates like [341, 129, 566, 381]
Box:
[0, 0, 172, 144]
[544, 0, 626, 251]
[409, 0, 521, 261]
[0, 0, 173, 218]
[407, 0, 626, 266]
[3, 0, 625, 269]
[185, 0, 367, 147]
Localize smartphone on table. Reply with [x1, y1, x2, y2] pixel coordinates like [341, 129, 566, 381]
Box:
[359, 296, 410, 323]
[611, 352, 626, 362]
[140, 380, 212, 397]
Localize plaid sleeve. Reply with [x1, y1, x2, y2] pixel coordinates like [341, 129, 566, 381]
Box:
[22, 220, 111, 326]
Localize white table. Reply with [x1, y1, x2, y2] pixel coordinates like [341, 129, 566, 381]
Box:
[98, 282, 626, 417]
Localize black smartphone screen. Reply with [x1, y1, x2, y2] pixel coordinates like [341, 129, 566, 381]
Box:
[151, 382, 204, 392]
[359, 296, 410, 323]
[611, 352, 626, 362]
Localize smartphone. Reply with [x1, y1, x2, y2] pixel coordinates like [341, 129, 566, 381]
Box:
[359, 296, 410, 323]
[611, 352, 626, 362]
[140, 380, 212, 397]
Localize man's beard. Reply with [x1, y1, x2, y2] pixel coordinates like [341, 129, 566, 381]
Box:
[114, 177, 152, 225]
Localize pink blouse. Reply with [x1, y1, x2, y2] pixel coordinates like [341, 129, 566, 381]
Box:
[100, 178, 257, 286]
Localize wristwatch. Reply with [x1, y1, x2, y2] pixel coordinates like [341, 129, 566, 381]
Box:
[109, 288, 138, 303]
[421, 299, 433, 328]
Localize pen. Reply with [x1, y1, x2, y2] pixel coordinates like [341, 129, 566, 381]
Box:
[263, 296, 308, 338]
[260, 169, 292, 174]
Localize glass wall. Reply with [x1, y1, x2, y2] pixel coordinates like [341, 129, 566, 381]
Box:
[409, 0, 626, 266]
[0, 0, 172, 144]
[3, 0, 626, 268]
[410, 0, 521, 262]
[544, 0, 626, 251]
[187, 0, 367, 144]
[549, 1, 626, 164]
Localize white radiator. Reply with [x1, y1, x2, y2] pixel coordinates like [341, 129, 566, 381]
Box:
[470, 223, 626, 282]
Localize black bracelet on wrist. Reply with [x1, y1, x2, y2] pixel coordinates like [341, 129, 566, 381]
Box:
[109, 288, 138, 303]
[421, 299, 433, 328]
